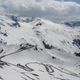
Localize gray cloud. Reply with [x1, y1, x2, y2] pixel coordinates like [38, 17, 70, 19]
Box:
[0, 0, 80, 22]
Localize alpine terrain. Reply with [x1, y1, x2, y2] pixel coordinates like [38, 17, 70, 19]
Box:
[0, 0, 80, 80]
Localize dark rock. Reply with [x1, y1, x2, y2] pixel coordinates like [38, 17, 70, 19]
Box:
[1, 32, 8, 37]
[0, 49, 3, 53]
[52, 56, 56, 59]
[73, 39, 80, 48]
[0, 76, 4, 80]
[20, 43, 35, 50]
[36, 22, 42, 26]
[64, 21, 80, 27]
[0, 61, 9, 68]
[11, 16, 18, 22]
[74, 52, 80, 57]
[40, 48, 43, 51]
[34, 45, 38, 50]
[42, 41, 53, 49]
[11, 15, 20, 27]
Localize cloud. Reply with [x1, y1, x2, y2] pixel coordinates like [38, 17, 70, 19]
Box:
[0, 0, 80, 22]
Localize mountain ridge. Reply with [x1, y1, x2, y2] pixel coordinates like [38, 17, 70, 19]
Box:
[0, 14, 80, 80]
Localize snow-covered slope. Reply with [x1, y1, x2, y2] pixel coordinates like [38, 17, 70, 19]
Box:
[0, 14, 80, 80]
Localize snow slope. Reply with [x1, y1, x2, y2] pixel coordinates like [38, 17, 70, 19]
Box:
[0, 14, 80, 80]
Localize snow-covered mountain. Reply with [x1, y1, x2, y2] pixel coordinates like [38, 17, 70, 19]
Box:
[0, 14, 80, 80]
[0, 0, 80, 80]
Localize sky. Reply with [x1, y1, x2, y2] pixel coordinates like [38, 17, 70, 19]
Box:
[65, 0, 80, 3]
[0, 0, 80, 22]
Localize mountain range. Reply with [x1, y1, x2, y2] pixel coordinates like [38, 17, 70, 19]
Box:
[0, 0, 80, 80]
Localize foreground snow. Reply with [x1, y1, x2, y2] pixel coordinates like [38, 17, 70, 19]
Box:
[0, 14, 80, 80]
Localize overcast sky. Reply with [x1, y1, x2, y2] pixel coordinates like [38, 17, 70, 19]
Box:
[0, 0, 80, 22]
[65, 0, 80, 3]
